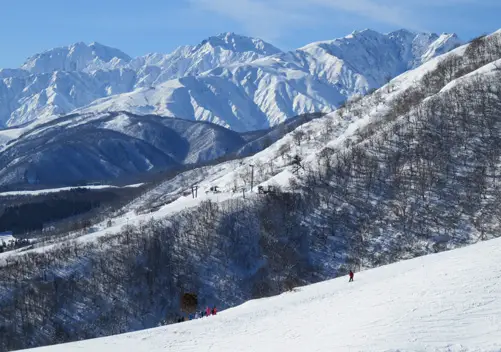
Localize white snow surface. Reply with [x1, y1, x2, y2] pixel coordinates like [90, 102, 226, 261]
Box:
[24, 237, 501, 352]
[0, 29, 461, 131]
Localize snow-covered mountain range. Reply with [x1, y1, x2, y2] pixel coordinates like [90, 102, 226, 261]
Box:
[0, 30, 461, 130]
[0, 33, 280, 128]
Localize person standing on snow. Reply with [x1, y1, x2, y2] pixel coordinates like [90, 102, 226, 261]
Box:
[349, 270, 354, 282]
[206, 306, 211, 317]
[212, 306, 217, 315]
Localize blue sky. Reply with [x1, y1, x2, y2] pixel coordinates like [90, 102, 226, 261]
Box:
[1, 0, 499, 68]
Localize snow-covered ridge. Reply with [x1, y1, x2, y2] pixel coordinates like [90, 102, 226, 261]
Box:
[23, 237, 501, 351]
[0, 29, 460, 130]
[21, 42, 133, 74]
[299, 29, 461, 71]
[72, 29, 462, 131]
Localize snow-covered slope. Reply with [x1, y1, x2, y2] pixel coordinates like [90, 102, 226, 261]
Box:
[25, 237, 501, 352]
[0, 30, 460, 130]
[76, 29, 462, 131]
[75, 61, 345, 132]
[0, 183, 142, 197]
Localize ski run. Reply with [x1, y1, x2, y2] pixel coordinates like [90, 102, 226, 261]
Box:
[24, 236, 501, 352]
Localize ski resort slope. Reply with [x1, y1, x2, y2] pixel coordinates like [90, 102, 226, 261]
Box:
[27, 238, 501, 352]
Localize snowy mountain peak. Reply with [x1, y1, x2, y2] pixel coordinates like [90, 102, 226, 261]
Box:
[21, 42, 132, 74]
[352, 28, 381, 36]
[88, 42, 132, 63]
[200, 32, 282, 56]
[124, 33, 283, 88]
[388, 28, 417, 38]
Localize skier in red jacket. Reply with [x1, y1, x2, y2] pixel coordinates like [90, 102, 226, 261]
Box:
[212, 306, 217, 315]
[349, 270, 354, 282]
[206, 307, 211, 316]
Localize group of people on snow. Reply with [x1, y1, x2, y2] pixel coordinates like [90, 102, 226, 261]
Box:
[176, 306, 217, 323]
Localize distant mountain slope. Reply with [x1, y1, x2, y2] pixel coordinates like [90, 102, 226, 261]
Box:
[0, 30, 460, 130]
[0, 112, 246, 187]
[76, 30, 462, 131]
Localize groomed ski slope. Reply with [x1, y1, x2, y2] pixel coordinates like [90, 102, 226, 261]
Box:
[26, 238, 501, 352]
